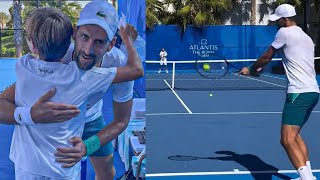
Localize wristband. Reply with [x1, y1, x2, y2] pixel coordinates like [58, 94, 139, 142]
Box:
[248, 65, 260, 77]
[14, 107, 35, 125]
[248, 65, 254, 73]
[84, 135, 101, 156]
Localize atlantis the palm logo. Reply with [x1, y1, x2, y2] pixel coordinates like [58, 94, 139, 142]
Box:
[189, 39, 218, 58]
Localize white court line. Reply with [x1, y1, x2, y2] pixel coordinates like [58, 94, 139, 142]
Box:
[163, 79, 192, 114]
[146, 111, 320, 116]
[146, 169, 320, 177]
[234, 73, 286, 88]
[148, 78, 251, 81]
[261, 74, 286, 80]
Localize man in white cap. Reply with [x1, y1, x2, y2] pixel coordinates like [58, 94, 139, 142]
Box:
[240, 4, 319, 180]
[54, 1, 143, 179]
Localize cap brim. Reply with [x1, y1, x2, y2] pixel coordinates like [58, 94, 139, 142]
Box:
[269, 14, 281, 21]
[77, 19, 114, 40]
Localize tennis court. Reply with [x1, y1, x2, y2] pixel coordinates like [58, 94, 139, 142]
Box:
[146, 59, 320, 180]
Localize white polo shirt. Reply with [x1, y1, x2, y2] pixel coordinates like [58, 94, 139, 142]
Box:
[271, 26, 319, 93]
[159, 51, 167, 61]
[62, 43, 134, 122]
[10, 54, 116, 178]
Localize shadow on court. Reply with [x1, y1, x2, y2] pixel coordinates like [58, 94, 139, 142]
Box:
[214, 151, 292, 180]
[168, 150, 292, 180]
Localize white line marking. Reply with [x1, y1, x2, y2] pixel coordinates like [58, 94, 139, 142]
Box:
[146, 111, 320, 116]
[148, 78, 265, 81]
[147, 113, 191, 116]
[261, 74, 286, 80]
[146, 58, 283, 64]
[146, 169, 320, 177]
[163, 79, 172, 88]
[164, 79, 192, 114]
[234, 73, 286, 88]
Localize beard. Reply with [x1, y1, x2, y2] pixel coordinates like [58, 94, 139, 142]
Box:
[74, 51, 97, 70]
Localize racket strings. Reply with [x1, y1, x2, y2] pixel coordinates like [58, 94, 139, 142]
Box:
[196, 60, 228, 79]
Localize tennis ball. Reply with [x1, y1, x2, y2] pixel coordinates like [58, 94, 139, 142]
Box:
[209, 93, 213, 97]
[203, 63, 210, 71]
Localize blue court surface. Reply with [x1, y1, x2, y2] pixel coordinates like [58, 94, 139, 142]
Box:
[146, 74, 320, 179]
[0, 59, 126, 179]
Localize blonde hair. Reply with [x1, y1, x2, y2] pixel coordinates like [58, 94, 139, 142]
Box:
[25, 7, 72, 61]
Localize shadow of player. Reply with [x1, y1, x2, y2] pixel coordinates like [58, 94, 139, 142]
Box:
[214, 150, 292, 180]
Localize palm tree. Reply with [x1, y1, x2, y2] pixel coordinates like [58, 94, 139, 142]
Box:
[164, 0, 232, 32]
[257, 0, 277, 24]
[59, 1, 82, 25]
[0, 12, 9, 28]
[146, 0, 169, 30]
[223, 0, 250, 25]
[250, 0, 257, 25]
[20, 0, 81, 26]
[13, 0, 22, 57]
[6, 0, 82, 58]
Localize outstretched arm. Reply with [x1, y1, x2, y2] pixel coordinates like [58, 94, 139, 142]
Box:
[0, 84, 80, 125]
[240, 46, 277, 75]
[251, 46, 277, 71]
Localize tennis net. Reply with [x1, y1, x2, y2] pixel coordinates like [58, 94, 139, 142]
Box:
[146, 58, 320, 91]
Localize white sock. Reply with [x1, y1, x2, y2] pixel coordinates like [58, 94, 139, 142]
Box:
[306, 161, 312, 171]
[306, 161, 314, 177]
[298, 166, 313, 180]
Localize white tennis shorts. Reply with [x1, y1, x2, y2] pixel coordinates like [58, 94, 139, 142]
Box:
[160, 58, 167, 65]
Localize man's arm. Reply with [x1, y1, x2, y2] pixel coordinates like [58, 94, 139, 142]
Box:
[251, 46, 276, 71]
[240, 46, 277, 75]
[112, 24, 144, 84]
[55, 99, 132, 167]
[97, 99, 132, 145]
[0, 84, 80, 125]
[0, 84, 18, 124]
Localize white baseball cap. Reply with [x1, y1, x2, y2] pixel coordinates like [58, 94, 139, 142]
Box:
[77, 0, 119, 41]
[269, 4, 296, 21]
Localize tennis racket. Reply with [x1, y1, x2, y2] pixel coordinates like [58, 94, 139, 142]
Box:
[168, 155, 216, 161]
[195, 54, 260, 79]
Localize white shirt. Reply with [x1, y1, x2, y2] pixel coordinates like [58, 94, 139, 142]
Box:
[271, 26, 319, 93]
[10, 54, 116, 178]
[159, 50, 167, 61]
[62, 43, 134, 122]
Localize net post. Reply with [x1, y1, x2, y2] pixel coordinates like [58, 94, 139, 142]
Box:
[172, 62, 175, 89]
